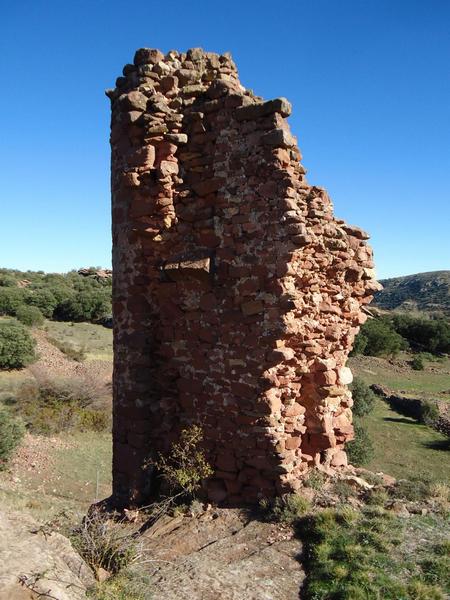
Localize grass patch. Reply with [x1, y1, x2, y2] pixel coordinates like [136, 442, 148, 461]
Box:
[259, 493, 311, 525]
[349, 354, 450, 401]
[44, 320, 113, 361]
[87, 567, 152, 599]
[47, 336, 87, 361]
[0, 431, 112, 520]
[365, 398, 449, 483]
[297, 507, 447, 599]
[52, 431, 112, 505]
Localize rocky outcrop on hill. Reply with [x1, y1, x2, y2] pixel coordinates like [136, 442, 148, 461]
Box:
[78, 268, 112, 280]
[374, 270, 450, 314]
[108, 47, 381, 507]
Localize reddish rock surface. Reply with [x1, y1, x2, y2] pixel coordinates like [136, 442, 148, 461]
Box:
[108, 47, 381, 507]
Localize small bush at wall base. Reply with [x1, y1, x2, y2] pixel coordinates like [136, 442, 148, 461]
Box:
[304, 469, 327, 490]
[391, 477, 432, 502]
[0, 320, 36, 369]
[150, 425, 213, 498]
[260, 493, 311, 525]
[0, 409, 25, 469]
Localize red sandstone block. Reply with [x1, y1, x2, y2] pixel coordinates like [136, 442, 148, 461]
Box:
[284, 403, 306, 417]
[127, 433, 148, 449]
[207, 479, 228, 503]
[192, 177, 223, 196]
[240, 300, 264, 316]
[267, 346, 295, 363]
[159, 160, 179, 177]
[231, 381, 255, 399]
[216, 453, 237, 472]
[241, 485, 260, 503]
[126, 146, 155, 169]
[176, 377, 204, 393]
[225, 480, 242, 494]
[199, 293, 217, 311]
[197, 231, 221, 247]
[215, 470, 237, 481]
[315, 370, 337, 385]
[285, 436, 301, 450]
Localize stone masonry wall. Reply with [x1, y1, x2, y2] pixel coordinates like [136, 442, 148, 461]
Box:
[107, 47, 381, 507]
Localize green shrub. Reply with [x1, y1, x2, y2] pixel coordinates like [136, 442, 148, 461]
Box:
[0, 320, 36, 369]
[351, 330, 368, 355]
[0, 269, 112, 324]
[350, 377, 376, 417]
[391, 477, 431, 502]
[332, 480, 356, 501]
[260, 493, 311, 525]
[392, 314, 450, 355]
[0, 274, 17, 287]
[151, 425, 213, 498]
[13, 379, 110, 435]
[351, 317, 407, 357]
[418, 542, 450, 590]
[0, 288, 27, 316]
[411, 355, 425, 370]
[304, 469, 327, 490]
[16, 305, 45, 327]
[0, 409, 25, 468]
[419, 400, 439, 426]
[47, 284, 75, 305]
[366, 488, 389, 506]
[87, 567, 151, 599]
[25, 289, 57, 318]
[54, 290, 111, 322]
[346, 420, 375, 466]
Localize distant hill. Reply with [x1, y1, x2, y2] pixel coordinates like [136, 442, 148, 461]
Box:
[374, 271, 450, 315]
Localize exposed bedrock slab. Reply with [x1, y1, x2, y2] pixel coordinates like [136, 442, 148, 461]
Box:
[107, 47, 381, 507]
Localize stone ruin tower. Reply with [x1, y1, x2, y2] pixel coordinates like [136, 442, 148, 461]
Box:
[107, 47, 381, 508]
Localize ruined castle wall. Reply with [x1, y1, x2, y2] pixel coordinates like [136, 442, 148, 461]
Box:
[108, 48, 380, 507]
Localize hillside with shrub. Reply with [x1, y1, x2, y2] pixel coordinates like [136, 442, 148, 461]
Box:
[0, 267, 112, 324]
[351, 313, 450, 357]
[374, 270, 450, 315]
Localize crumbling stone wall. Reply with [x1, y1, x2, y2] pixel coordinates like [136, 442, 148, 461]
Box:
[107, 47, 381, 507]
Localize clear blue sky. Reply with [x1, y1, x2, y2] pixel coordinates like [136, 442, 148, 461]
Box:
[1, 0, 449, 279]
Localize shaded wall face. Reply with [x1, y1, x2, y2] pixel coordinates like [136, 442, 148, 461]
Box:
[109, 47, 380, 507]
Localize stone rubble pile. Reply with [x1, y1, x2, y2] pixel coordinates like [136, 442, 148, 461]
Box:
[108, 47, 381, 506]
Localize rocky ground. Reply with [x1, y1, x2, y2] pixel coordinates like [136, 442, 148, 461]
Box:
[0, 510, 94, 600]
[146, 508, 303, 600]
